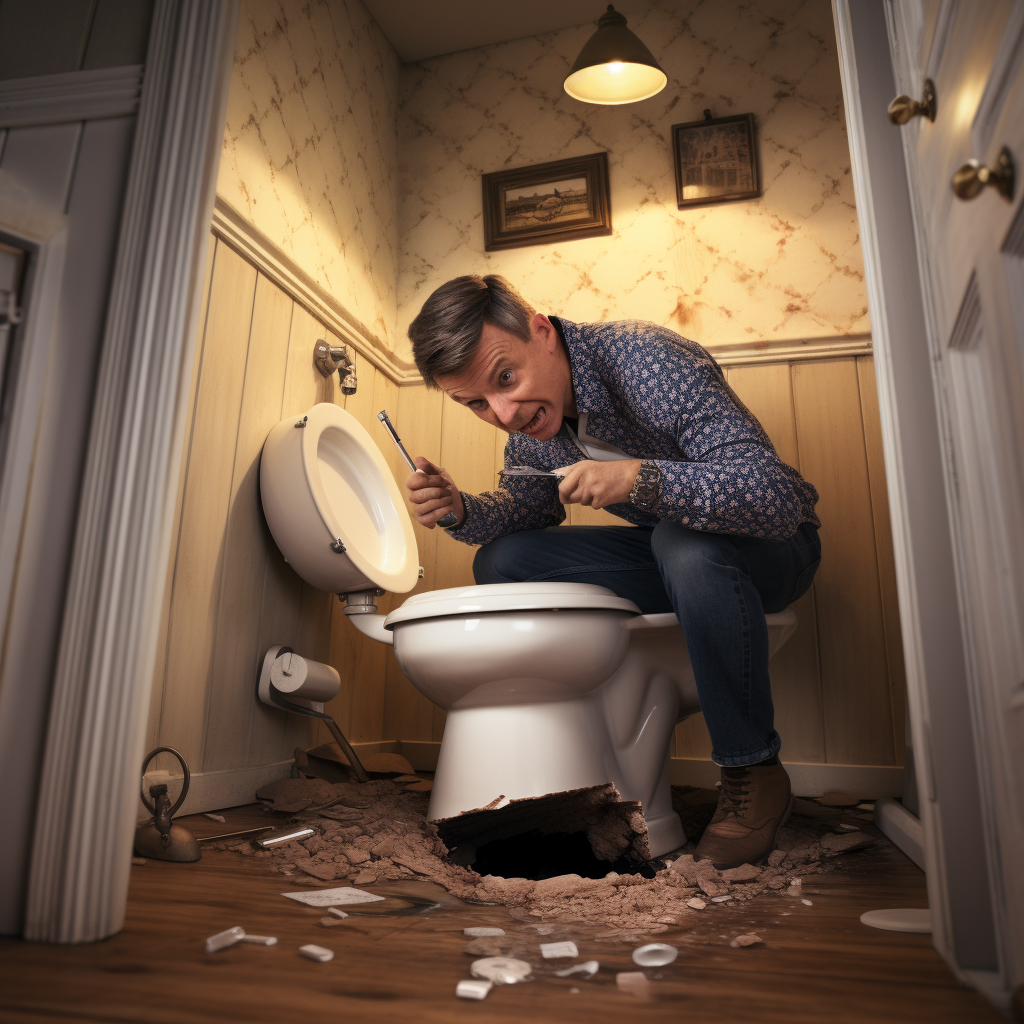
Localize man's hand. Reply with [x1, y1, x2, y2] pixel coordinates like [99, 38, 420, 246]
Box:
[405, 456, 465, 529]
[555, 459, 642, 509]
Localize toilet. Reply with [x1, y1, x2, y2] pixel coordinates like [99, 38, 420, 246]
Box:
[261, 403, 797, 857]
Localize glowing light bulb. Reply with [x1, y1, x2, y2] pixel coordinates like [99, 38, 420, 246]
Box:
[607, 60, 624, 75]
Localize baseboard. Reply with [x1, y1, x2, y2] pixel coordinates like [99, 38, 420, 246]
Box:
[670, 758, 905, 798]
[873, 796, 925, 869]
[141, 745, 904, 818]
[139, 742, 399, 818]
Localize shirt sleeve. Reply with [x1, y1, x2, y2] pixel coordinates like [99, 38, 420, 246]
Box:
[444, 471, 566, 546]
[613, 330, 818, 540]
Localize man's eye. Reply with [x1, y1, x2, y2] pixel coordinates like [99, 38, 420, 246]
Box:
[469, 399, 485, 409]
[499, 371, 514, 385]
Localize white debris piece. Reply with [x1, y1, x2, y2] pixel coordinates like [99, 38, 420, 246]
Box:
[712, 896, 732, 903]
[298, 944, 334, 963]
[616, 971, 653, 998]
[456, 979, 492, 1000]
[632, 943, 678, 967]
[687, 897, 707, 910]
[470, 957, 532, 984]
[801, 899, 813, 906]
[240, 934, 277, 946]
[554, 960, 599, 978]
[205, 926, 246, 953]
[203, 813, 226, 822]
[283, 887, 385, 908]
[788, 878, 803, 891]
[540, 941, 578, 959]
[131, 857, 146, 866]
[570, 987, 580, 994]
[327, 907, 349, 919]
[530, 924, 555, 935]
[463, 927, 505, 937]
[730, 933, 763, 948]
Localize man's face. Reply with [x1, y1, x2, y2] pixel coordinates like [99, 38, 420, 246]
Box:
[435, 313, 574, 440]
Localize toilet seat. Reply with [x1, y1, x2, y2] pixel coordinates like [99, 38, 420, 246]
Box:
[260, 403, 418, 595]
[385, 582, 640, 629]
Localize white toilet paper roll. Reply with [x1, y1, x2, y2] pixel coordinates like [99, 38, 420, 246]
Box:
[270, 652, 341, 702]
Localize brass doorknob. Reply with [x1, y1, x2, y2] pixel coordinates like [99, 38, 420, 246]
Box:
[888, 79, 937, 124]
[952, 146, 1015, 202]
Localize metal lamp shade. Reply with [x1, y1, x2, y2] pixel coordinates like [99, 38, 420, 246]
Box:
[564, 5, 667, 105]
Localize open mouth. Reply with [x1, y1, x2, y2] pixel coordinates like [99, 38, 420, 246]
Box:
[519, 406, 546, 435]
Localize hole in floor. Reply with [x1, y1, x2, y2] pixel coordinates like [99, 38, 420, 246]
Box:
[470, 828, 658, 881]
[436, 783, 655, 880]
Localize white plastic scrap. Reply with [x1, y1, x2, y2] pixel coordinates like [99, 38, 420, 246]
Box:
[205, 926, 245, 953]
[203, 813, 226, 822]
[327, 907, 349, 919]
[463, 927, 505, 937]
[283, 887, 385, 907]
[801, 898, 813, 906]
[470, 957, 532, 984]
[540, 941, 578, 959]
[712, 896, 732, 903]
[240, 934, 277, 946]
[298, 944, 334, 963]
[554, 960, 599, 978]
[456, 979, 493, 1000]
[632, 943, 678, 967]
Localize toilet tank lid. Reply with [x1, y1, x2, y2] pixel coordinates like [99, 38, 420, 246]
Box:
[384, 581, 640, 628]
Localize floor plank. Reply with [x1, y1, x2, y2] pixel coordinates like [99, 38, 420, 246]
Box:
[0, 804, 999, 1024]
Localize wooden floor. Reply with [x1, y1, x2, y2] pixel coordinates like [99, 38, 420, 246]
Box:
[0, 804, 1001, 1024]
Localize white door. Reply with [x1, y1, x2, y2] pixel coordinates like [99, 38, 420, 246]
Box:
[888, 0, 1024, 993]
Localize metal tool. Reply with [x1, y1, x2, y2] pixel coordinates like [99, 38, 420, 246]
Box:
[134, 747, 202, 862]
[500, 466, 563, 478]
[377, 409, 458, 528]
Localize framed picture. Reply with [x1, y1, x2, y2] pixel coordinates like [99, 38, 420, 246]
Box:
[671, 112, 761, 209]
[482, 152, 611, 251]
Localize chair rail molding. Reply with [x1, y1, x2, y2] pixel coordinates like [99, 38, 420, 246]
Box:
[0, 65, 144, 129]
[24, 0, 240, 943]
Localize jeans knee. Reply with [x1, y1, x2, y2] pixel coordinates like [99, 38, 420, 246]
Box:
[651, 520, 728, 576]
[473, 534, 527, 584]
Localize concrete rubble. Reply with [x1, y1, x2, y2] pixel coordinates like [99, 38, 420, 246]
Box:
[212, 777, 875, 941]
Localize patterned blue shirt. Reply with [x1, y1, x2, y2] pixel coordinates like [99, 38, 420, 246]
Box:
[449, 318, 819, 545]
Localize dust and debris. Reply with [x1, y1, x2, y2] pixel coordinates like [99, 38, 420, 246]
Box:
[215, 777, 875, 942]
[730, 933, 763, 948]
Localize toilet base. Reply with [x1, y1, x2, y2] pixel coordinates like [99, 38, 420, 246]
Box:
[427, 698, 622, 823]
[646, 812, 687, 859]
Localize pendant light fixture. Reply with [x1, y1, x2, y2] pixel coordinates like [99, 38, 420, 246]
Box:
[564, 5, 667, 105]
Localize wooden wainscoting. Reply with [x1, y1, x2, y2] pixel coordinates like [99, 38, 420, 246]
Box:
[146, 234, 411, 796]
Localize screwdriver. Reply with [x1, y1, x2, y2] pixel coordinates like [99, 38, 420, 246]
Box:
[377, 409, 458, 528]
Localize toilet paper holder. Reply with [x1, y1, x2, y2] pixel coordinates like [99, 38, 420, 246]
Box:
[257, 645, 369, 783]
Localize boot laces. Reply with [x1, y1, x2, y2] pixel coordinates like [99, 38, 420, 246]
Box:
[718, 767, 754, 816]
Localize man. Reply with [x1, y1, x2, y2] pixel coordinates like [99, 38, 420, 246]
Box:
[403, 274, 821, 868]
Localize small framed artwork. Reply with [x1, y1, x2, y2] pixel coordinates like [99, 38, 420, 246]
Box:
[482, 152, 611, 251]
[671, 111, 761, 209]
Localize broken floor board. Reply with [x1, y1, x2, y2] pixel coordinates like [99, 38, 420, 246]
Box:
[0, 803, 1001, 1024]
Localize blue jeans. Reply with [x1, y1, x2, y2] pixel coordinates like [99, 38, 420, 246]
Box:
[472, 520, 821, 766]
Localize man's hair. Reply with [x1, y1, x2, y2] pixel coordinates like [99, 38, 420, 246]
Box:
[408, 275, 535, 388]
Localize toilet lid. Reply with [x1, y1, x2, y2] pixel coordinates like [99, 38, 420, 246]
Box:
[384, 582, 640, 628]
[302, 403, 419, 593]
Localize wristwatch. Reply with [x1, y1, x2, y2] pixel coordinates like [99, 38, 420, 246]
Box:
[629, 460, 661, 511]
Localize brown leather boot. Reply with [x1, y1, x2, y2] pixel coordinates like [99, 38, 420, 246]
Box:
[694, 762, 794, 869]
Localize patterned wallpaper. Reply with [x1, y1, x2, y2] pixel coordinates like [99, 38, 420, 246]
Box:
[217, 0, 400, 347]
[396, 0, 869, 366]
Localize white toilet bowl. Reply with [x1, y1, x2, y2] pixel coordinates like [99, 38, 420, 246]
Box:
[260, 404, 799, 858]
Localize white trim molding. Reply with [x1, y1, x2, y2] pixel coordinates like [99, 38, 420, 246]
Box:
[214, 196, 872, 389]
[24, 0, 240, 944]
[0, 66, 144, 130]
[212, 197, 419, 385]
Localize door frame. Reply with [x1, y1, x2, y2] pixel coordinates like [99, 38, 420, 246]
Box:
[833, 0, 1012, 1005]
[5, 0, 239, 943]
